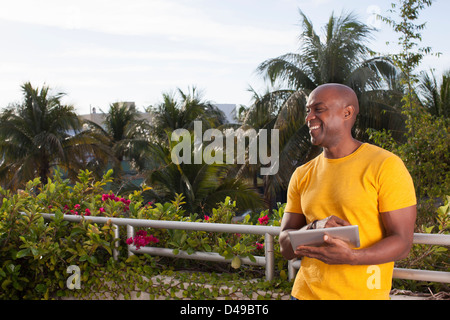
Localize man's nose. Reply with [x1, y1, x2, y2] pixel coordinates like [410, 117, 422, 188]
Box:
[305, 111, 315, 122]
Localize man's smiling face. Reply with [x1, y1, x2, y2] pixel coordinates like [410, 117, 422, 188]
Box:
[305, 88, 346, 147]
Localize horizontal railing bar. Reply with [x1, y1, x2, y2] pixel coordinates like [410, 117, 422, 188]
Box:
[288, 259, 450, 283]
[39, 213, 280, 236]
[38, 213, 450, 246]
[130, 246, 266, 266]
[412, 233, 450, 246]
[393, 268, 450, 283]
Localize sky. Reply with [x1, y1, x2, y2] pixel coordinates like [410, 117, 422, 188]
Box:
[0, 0, 449, 115]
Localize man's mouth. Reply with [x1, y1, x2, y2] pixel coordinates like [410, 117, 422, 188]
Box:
[309, 124, 321, 131]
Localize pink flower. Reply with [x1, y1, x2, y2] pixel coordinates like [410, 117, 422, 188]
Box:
[99, 207, 105, 213]
[74, 204, 81, 209]
[127, 230, 159, 249]
[136, 230, 147, 237]
[84, 208, 91, 216]
[204, 215, 210, 221]
[255, 242, 264, 250]
[258, 215, 269, 225]
[101, 194, 109, 201]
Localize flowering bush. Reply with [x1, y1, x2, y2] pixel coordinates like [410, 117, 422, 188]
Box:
[0, 169, 285, 299]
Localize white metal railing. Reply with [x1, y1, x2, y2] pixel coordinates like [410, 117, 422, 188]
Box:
[39, 213, 450, 283]
[40, 213, 279, 281]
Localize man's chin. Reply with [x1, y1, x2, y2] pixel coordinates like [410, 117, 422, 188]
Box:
[310, 136, 321, 146]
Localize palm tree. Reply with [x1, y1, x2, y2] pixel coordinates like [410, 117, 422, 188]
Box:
[241, 11, 405, 206]
[140, 138, 264, 215]
[83, 102, 151, 182]
[0, 83, 94, 189]
[418, 69, 450, 118]
[256, 10, 404, 135]
[257, 10, 397, 91]
[149, 86, 227, 142]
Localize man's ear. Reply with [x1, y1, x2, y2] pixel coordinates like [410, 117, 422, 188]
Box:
[344, 105, 355, 120]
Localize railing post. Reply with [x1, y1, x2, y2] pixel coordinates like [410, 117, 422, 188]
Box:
[127, 224, 134, 257]
[112, 223, 119, 261]
[265, 233, 274, 281]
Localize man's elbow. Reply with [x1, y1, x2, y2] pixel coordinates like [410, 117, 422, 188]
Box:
[397, 238, 414, 260]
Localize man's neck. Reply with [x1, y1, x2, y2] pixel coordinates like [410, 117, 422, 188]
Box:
[323, 138, 363, 159]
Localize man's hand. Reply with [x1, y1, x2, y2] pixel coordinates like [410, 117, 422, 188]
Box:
[324, 215, 351, 228]
[294, 234, 356, 265]
[294, 215, 354, 264]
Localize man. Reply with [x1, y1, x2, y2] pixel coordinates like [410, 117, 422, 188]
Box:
[279, 83, 417, 300]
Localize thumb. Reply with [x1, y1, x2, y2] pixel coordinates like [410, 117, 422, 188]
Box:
[323, 234, 335, 245]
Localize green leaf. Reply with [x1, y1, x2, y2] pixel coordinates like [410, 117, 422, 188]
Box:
[70, 227, 85, 237]
[16, 248, 30, 259]
[2, 279, 12, 290]
[35, 283, 47, 293]
[231, 256, 241, 269]
[80, 254, 88, 262]
[125, 255, 139, 264]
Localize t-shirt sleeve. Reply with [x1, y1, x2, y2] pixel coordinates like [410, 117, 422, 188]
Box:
[285, 168, 303, 214]
[377, 155, 417, 213]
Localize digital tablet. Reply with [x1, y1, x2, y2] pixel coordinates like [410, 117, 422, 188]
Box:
[288, 225, 360, 250]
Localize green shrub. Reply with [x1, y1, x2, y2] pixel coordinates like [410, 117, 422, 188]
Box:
[0, 169, 286, 299]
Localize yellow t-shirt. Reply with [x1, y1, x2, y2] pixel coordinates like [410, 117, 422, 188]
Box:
[285, 143, 416, 300]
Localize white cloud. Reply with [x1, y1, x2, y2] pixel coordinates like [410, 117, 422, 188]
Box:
[0, 0, 295, 47]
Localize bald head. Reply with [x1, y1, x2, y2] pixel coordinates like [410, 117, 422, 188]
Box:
[310, 84, 359, 126]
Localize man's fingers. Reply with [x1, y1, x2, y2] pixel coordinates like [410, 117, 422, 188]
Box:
[325, 215, 351, 227]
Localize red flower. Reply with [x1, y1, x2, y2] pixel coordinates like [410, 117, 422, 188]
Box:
[258, 215, 269, 225]
[99, 207, 105, 213]
[204, 215, 210, 221]
[127, 230, 159, 249]
[85, 208, 91, 216]
[255, 242, 264, 250]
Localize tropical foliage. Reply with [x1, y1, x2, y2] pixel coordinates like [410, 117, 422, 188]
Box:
[238, 10, 406, 206]
[0, 5, 448, 299]
[0, 83, 101, 189]
[0, 169, 286, 299]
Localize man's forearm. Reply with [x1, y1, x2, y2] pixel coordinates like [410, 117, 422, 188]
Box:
[279, 230, 297, 260]
[349, 234, 412, 265]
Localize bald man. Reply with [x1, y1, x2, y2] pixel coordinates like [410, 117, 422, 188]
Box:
[279, 83, 417, 300]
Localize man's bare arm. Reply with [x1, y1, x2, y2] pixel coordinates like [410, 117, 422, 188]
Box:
[279, 212, 306, 260]
[294, 205, 417, 265]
